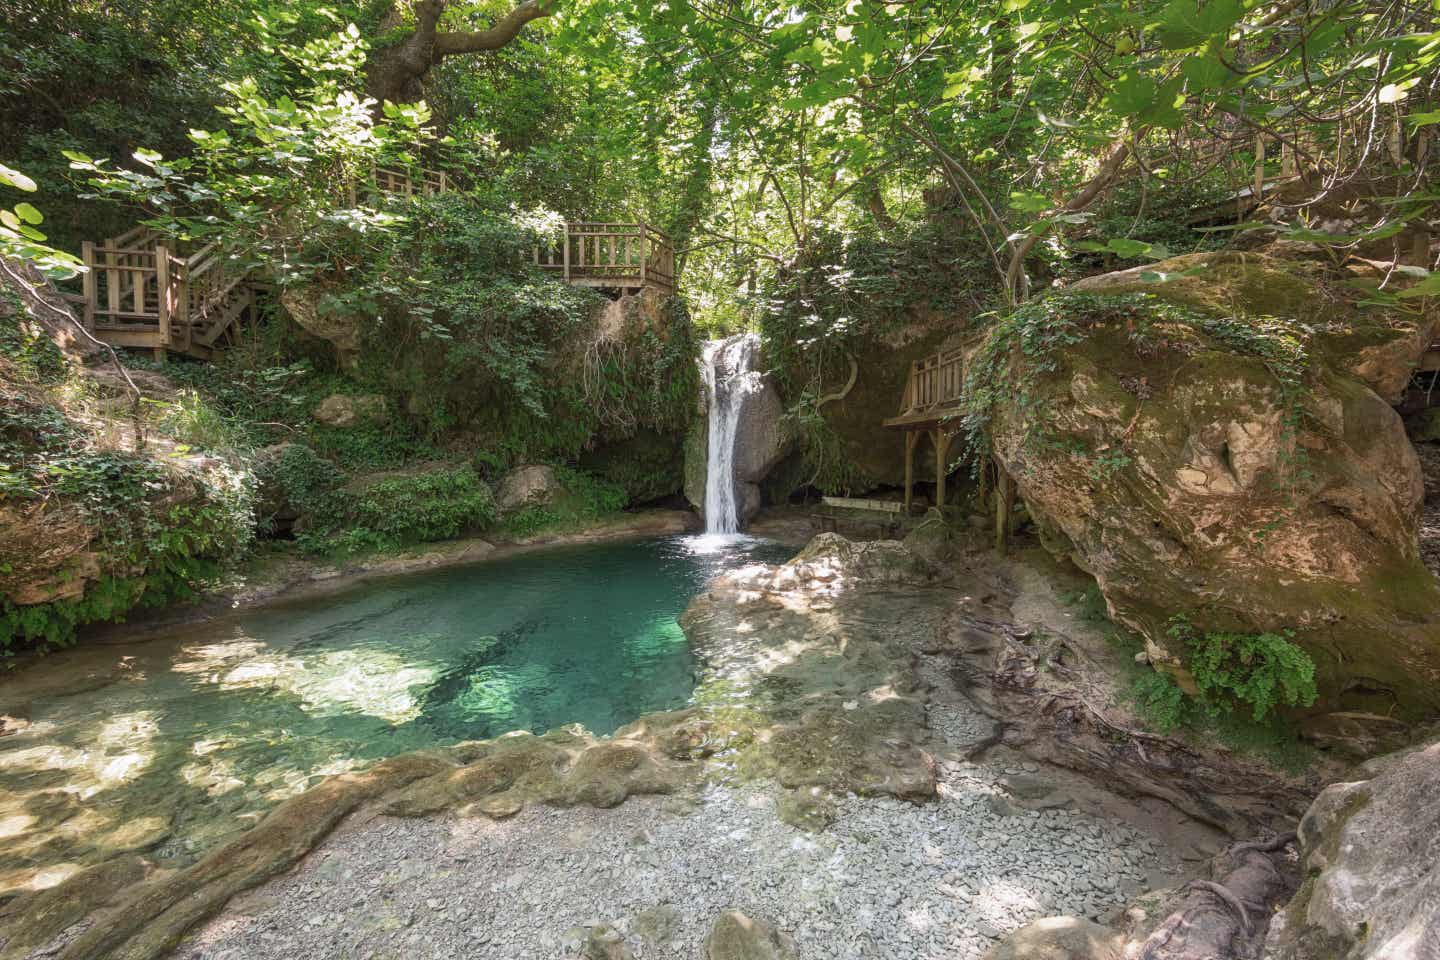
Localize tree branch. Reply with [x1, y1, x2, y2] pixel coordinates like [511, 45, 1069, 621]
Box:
[433, 0, 555, 58]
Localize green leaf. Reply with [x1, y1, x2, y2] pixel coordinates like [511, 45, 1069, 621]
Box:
[0, 163, 37, 192]
[13, 202, 42, 224]
[1398, 272, 1440, 299]
[1009, 190, 1051, 213]
[1153, 0, 1242, 50]
[1105, 72, 1158, 117]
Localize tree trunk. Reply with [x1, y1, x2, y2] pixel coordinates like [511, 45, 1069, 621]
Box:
[366, 0, 555, 106]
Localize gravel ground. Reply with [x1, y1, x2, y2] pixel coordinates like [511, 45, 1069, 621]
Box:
[177, 678, 1186, 960]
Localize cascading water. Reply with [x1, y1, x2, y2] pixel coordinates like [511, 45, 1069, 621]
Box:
[701, 333, 762, 533]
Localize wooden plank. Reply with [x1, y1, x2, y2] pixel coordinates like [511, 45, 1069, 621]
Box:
[156, 246, 172, 354]
[820, 496, 903, 514]
[81, 241, 96, 330]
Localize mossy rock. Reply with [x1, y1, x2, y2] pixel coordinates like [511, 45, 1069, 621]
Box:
[581, 430, 685, 506]
[992, 258, 1440, 716]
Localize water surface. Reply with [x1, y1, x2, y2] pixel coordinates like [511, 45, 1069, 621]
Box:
[0, 534, 789, 891]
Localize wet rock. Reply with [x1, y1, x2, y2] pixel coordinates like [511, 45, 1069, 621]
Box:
[495, 464, 560, 514]
[312, 393, 388, 428]
[775, 787, 837, 832]
[984, 915, 1123, 960]
[581, 923, 633, 960]
[632, 904, 680, 946]
[705, 911, 797, 960]
[1265, 733, 1440, 960]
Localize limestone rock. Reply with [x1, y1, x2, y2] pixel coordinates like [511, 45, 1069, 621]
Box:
[1265, 734, 1440, 960]
[312, 393, 388, 428]
[281, 283, 363, 370]
[495, 464, 560, 514]
[984, 916, 1123, 960]
[788, 533, 941, 587]
[996, 252, 1440, 713]
[705, 911, 797, 960]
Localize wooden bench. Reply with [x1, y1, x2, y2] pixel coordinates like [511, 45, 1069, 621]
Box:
[810, 496, 905, 539]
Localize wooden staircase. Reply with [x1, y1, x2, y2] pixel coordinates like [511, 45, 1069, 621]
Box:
[73, 228, 255, 360]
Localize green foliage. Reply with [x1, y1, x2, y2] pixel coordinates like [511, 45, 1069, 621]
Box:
[1104, 623, 1315, 772]
[297, 465, 495, 556]
[1168, 615, 1319, 722]
[0, 292, 69, 383]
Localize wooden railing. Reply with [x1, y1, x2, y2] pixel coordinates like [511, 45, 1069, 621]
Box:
[373, 165, 448, 197]
[77, 230, 252, 357]
[898, 347, 965, 416]
[534, 222, 676, 293]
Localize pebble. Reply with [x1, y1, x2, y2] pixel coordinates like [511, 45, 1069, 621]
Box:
[174, 685, 1184, 960]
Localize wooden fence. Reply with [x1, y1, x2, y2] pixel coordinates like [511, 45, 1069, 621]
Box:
[533, 222, 676, 293]
[897, 347, 965, 417]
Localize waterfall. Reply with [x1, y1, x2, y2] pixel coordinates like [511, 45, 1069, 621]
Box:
[701, 333, 762, 534]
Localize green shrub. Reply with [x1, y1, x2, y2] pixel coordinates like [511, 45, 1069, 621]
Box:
[1130, 670, 1188, 733]
[1168, 615, 1318, 721]
[341, 465, 496, 547]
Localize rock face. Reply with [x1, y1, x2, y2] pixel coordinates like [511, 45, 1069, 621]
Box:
[495, 464, 560, 514]
[1265, 734, 1440, 960]
[991, 252, 1440, 716]
[311, 393, 388, 428]
[705, 911, 797, 960]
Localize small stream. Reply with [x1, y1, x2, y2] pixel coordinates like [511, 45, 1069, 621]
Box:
[0, 535, 789, 895]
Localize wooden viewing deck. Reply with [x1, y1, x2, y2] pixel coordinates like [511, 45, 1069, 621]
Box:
[68, 166, 677, 359]
[533, 222, 676, 294]
[883, 347, 966, 512]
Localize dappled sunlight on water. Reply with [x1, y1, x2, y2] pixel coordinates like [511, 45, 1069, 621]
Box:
[0, 536, 792, 895]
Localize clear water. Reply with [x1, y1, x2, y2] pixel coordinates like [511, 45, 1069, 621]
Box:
[0, 535, 789, 888]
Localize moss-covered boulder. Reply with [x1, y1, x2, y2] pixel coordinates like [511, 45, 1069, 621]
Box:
[986, 252, 1440, 718]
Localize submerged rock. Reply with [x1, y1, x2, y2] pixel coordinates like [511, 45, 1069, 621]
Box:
[1265, 733, 1440, 960]
[991, 251, 1440, 715]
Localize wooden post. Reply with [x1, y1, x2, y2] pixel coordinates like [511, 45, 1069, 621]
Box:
[932, 428, 952, 512]
[155, 245, 171, 361]
[562, 227, 571, 282]
[81, 241, 96, 331]
[106, 245, 120, 321]
[639, 223, 648, 288]
[903, 430, 917, 513]
[178, 256, 192, 351]
[1253, 133, 1266, 200]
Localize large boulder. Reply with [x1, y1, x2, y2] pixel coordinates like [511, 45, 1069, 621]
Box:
[280, 283, 363, 370]
[1265, 733, 1440, 960]
[989, 252, 1440, 717]
[494, 464, 560, 514]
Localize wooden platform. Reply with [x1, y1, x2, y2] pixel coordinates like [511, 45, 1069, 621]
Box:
[882, 348, 965, 511]
[533, 223, 676, 295]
